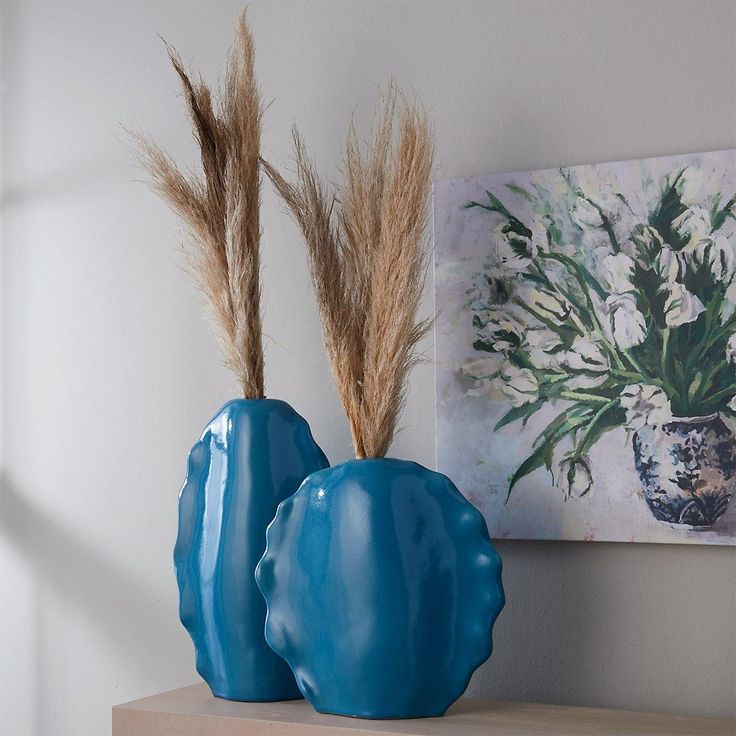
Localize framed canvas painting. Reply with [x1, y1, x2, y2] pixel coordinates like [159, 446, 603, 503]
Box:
[434, 149, 736, 545]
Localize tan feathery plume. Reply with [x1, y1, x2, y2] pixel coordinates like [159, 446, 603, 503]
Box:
[134, 11, 264, 398]
[263, 86, 434, 457]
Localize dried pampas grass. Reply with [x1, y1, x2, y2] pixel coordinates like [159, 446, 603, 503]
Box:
[134, 12, 265, 398]
[263, 86, 434, 458]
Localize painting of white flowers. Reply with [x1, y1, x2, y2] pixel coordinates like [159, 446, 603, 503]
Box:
[434, 149, 736, 544]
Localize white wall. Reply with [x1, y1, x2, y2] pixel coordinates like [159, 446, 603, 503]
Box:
[1, 2, 735, 734]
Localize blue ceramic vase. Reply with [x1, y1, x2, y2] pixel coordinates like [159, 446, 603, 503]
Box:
[174, 398, 328, 701]
[256, 458, 504, 719]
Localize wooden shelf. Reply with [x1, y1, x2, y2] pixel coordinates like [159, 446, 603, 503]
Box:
[112, 683, 734, 735]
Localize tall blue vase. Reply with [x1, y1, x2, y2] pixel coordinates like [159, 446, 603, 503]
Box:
[256, 458, 504, 719]
[174, 398, 328, 701]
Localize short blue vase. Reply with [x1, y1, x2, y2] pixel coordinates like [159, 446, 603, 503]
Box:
[256, 458, 504, 719]
[174, 398, 328, 701]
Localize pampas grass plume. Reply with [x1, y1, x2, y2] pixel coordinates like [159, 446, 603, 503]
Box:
[263, 85, 434, 457]
[134, 11, 265, 399]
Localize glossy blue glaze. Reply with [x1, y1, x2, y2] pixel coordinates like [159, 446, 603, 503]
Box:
[174, 399, 328, 701]
[256, 458, 505, 719]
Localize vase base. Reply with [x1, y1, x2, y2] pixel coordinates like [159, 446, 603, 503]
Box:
[663, 522, 714, 532]
[645, 492, 732, 527]
[210, 688, 304, 703]
[313, 705, 448, 720]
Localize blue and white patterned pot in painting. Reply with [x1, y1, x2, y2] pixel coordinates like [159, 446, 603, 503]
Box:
[255, 457, 505, 719]
[633, 414, 735, 527]
[174, 398, 328, 701]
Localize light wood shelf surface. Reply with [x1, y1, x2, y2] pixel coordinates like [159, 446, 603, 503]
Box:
[112, 683, 735, 736]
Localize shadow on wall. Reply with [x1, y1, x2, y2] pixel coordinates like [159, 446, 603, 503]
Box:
[470, 537, 608, 706]
[0, 475, 179, 723]
[0, 162, 133, 208]
[468, 535, 736, 719]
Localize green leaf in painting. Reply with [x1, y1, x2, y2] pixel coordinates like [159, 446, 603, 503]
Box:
[711, 194, 736, 232]
[507, 441, 550, 499]
[494, 399, 546, 431]
[539, 251, 608, 300]
[649, 167, 687, 246]
[532, 405, 589, 449]
[465, 190, 532, 237]
[673, 358, 685, 387]
[575, 400, 623, 455]
[472, 338, 497, 353]
[544, 441, 555, 472]
[484, 190, 514, 218]
[506, 183, 535, 202]
[688, 371, 703, 402]
[507, 409, 591, 499]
